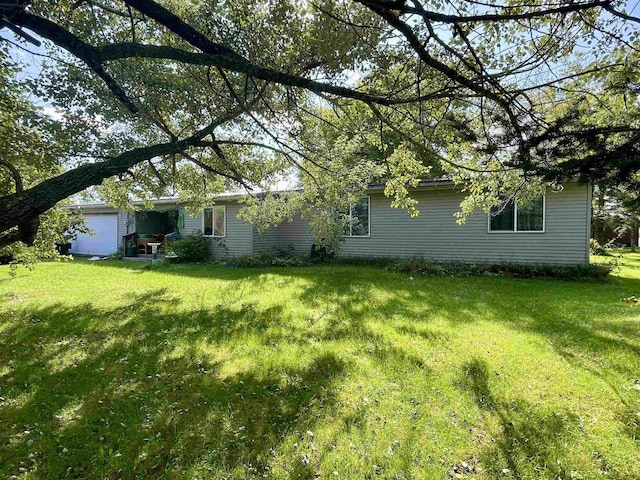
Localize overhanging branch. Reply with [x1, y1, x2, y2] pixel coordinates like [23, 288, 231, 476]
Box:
[398, 0, 613, 24]
[0, 159, 24, 192]
[11, 10, 140, 114]
[0, 108, 243, 236]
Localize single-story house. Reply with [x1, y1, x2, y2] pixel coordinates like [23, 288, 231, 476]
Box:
[68, 180, 592, 265]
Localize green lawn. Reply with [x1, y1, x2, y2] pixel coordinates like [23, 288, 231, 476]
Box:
[0, 255, 639, 479]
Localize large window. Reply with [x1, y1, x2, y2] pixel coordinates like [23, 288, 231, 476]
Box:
[343, 196, 370, 237]
[489, 196, 544, 232]
[203, 205, 226, 237]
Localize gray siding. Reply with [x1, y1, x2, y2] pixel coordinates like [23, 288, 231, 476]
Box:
[282, 183, 590, 265]
[280, 215, 316, 256]
[253, 227, 281, 254]
[182, 203, 254, 260]
[112, 182, 589, 264]
[182, 207, 205, 237]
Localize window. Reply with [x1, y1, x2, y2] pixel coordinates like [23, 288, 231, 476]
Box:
[489, 196, 544, 232]
[342, 196, 370, 237]
[203, 205, 226, 237]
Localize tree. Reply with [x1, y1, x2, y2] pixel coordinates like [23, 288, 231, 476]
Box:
[0, 43, 89, 264]
[1, 0, 639, 250]
[592, 181, 640, 250]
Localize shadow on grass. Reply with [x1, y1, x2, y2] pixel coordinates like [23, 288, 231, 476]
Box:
[0, 291, 346, 479]
[2, 260, 640, 477]
[458, 358, 584, 479]
[268, 264, 640, 456]
[88, 260, 640, 393]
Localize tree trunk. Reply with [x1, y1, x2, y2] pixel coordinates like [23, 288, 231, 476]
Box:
[0, 139, 202, 243]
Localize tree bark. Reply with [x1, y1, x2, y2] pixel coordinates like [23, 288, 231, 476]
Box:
[0, 95, 245, 243]
[0, 134, 216, 240]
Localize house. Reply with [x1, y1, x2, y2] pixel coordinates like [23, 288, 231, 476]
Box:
[68, 180, 592, 265]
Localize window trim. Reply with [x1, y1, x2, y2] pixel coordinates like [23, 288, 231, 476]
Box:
[487, 195, 546, 234]
[343, 195, 371, 238]
[202, 205, 227, 238]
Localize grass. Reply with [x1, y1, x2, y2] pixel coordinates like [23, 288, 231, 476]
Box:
[0, 254, 638, 479]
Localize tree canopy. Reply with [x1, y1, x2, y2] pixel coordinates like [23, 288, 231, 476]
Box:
[0, 0, 639, 250]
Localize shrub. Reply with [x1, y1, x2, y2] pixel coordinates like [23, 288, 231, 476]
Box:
[169, 234, 210, 263]
[224, 250, 614, 280]
[327, 256, 397, 268]
[226, 250, 313, 268]
[310, 243, 335, 263]
[394, 258, 614, 280]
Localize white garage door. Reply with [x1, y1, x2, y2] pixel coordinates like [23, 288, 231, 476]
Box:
[71, 214, 118, 256]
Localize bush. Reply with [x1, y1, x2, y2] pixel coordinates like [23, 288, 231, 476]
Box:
[169, 234, 210, 263]
[226, 250, 313, 268]
[224, 250, 614, 279]
[310, 243, 334, 262]
[327, 256, 398, 268]
[394, 258, 614, 280]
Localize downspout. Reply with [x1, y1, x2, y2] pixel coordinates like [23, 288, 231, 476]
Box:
[586, 181, 593, 264]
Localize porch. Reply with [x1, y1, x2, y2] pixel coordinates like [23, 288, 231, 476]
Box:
[122, 208, 183, 257]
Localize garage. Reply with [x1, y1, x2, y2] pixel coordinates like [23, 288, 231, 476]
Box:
[71, 213, 118, 256]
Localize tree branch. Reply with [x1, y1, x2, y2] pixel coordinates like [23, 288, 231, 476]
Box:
[11, 11, 140, 114]
[180, 151, 254, 191]
[0, 159, 24, 192]
[0, 108, 243, 236]
[356, 0, 524, 140]
[363, 0, 613, 23]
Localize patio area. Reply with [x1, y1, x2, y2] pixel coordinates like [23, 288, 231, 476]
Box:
[122, 208, 182, 258]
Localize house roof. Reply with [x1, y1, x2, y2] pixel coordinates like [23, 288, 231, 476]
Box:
[66, 179, 456, 211]
[66, 204, 119, 214]
[368, 178, 454, 190]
